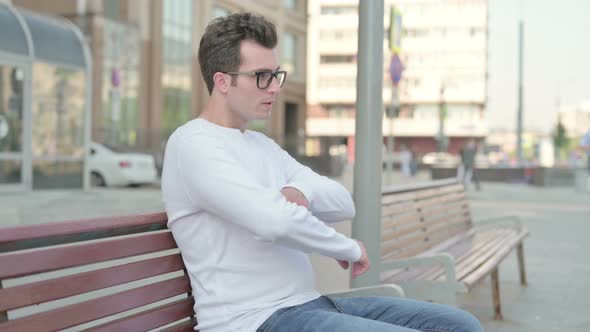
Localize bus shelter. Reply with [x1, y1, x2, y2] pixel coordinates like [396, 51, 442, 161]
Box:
[0, 2, 91, 190]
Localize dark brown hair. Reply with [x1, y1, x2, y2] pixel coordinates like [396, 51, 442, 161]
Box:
[198, 13, 278, 94]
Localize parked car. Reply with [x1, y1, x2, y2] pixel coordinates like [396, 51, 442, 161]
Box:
[421, 152, 460, 167]
[88, 142, 158, 187]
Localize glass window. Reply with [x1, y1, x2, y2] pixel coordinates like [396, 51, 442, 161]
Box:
[162, 0, 193, 139]
[283, 0, 297, 10]
[282, 32, 296, 76]
[0, 159, 22, 184]
[320, 55, 356, 64]
[102, 19, 140, 148]
[104, 0, 119, 19]
[32, 64, 85, 158]
[0, 64, 25, 186]
[320, 6, 357, 15]
[0, 66, 24, 154]
[31, 63, 86, 189]
[32, 160, 83, 189]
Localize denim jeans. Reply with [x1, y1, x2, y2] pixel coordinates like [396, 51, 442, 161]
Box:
[256, 296, 483, 332]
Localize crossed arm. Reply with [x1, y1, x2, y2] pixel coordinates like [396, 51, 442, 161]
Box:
[280, 186, 370, 279]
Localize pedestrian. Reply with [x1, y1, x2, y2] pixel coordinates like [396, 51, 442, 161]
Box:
[580, 128, 590, 175]
[458, 139, 481, 190]
[400, 144, 412, 177]
[161, 13, 483, 332]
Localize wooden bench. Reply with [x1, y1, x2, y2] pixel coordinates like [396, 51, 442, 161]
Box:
[0, 213, 404, 331]
[379, 178, 529, 319]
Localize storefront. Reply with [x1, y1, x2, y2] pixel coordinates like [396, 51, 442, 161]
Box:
[0, 3, 91, 190]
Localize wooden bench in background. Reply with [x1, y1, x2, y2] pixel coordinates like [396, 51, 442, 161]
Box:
[379, 179, 529, 320]
[0, 213, 404, 331]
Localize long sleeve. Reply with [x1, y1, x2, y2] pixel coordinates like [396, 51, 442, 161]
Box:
[172, 134, 361, 262]
[272, 142, 355, 223]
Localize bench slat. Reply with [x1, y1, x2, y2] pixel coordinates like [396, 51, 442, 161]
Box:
[381, 183, 464, 205]
[382, 204, 470, 242]
[382, 228, 507, 283]
[0, 276, 191, 331]
[382, 212, 466, 243]
[88, 298, 195, 332]
[0, 253, 184, 312]
[0, 213, 168, 244]
[381, 198, 471, 230]
[381, 229, 479, 282]
[452, 230, 523, 282]
[462, 230, 529, 287]
[162, 319, 198, 332]
[381, 215, 471, 256]
[0, 231, 177, 279]
[412, 192, 467, 211]
[417, 228, 510, 281]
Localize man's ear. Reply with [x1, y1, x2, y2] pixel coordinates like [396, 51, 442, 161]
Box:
[213, 72, 230, 93]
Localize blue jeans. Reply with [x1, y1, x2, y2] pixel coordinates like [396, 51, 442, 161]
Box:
[257, 296, 483, 332]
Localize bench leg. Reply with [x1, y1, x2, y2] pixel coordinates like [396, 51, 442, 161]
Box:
[491, 268, 503, 320]
[517, 243, 528, 286]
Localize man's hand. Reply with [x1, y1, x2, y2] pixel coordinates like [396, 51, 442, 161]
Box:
[336, 240, 370, 279]
[281, 187, 309, 208]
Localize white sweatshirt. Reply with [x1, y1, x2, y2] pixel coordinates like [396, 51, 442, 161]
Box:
[161, 119, 361, 332]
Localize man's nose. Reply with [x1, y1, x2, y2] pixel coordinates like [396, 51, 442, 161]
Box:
[267, 76, 281, 93]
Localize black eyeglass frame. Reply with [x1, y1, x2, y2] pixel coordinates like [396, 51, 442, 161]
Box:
[223, 70, 287, 89]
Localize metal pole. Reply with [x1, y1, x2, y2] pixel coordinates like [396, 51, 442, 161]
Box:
[516, 20, 524, 164]
[352, 0, 384, 288]
[438, 84, 446, 152]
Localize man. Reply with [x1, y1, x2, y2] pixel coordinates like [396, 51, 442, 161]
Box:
[580, 129, 590, 174]
[458, 139, 481, 190]
[162, 13, 482, 332]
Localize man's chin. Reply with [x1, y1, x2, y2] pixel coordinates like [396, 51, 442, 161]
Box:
[253, 110, 272, 119]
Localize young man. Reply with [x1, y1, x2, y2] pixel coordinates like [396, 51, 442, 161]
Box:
[162, 13, 483, 332]
[580, 129, 590, 174]
[458, 139, 481, 191]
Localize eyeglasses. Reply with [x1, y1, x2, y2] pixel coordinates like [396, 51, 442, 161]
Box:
[223, 70, 287, 89]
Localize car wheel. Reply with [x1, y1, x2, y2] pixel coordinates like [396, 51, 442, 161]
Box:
[91, 172, 106, 187]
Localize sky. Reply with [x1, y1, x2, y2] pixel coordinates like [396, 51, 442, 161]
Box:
[487, 0, 590, 133]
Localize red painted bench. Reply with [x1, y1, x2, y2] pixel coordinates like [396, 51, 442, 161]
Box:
[0, 213, 196, 331]
[0, 212, 404, 331]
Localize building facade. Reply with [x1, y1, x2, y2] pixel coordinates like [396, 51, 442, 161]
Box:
[0, 1, 92, 191]
[307, 0, 488, 157]
[13, 0, 308, 164]
[558, 100, 590, 139]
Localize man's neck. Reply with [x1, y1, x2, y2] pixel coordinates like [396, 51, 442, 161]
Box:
[199, 98, 247, 132]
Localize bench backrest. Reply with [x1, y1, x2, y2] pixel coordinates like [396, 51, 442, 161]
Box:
[0, 213, 196, 332]
[381, 179, 472, 261]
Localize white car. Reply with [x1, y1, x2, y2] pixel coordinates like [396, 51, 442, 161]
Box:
[421, 152, 460, 167]
[88, 142, 158, 187]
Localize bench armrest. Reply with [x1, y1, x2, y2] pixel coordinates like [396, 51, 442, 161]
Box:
[476, 215, 523, 230]
[381, 253, 458, 284]
[325, 284, 405, 298]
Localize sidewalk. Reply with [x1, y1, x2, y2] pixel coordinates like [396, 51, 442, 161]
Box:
[1, 171, 589, 331]
[461, 182, 590, 332]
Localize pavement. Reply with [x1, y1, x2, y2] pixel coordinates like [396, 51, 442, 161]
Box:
[1, 168, 589, 331]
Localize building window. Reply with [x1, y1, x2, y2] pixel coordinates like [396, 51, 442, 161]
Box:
[102, 19, 140, 148]
[320, 6, 357, 15]
[103, 0, 119, 20]
[32, 64, 86, 188]
[283, 0, 297, 10]
[320, 55, 355, 64]
[282, 32, 297, 76]
[162, 0, 193, 139]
